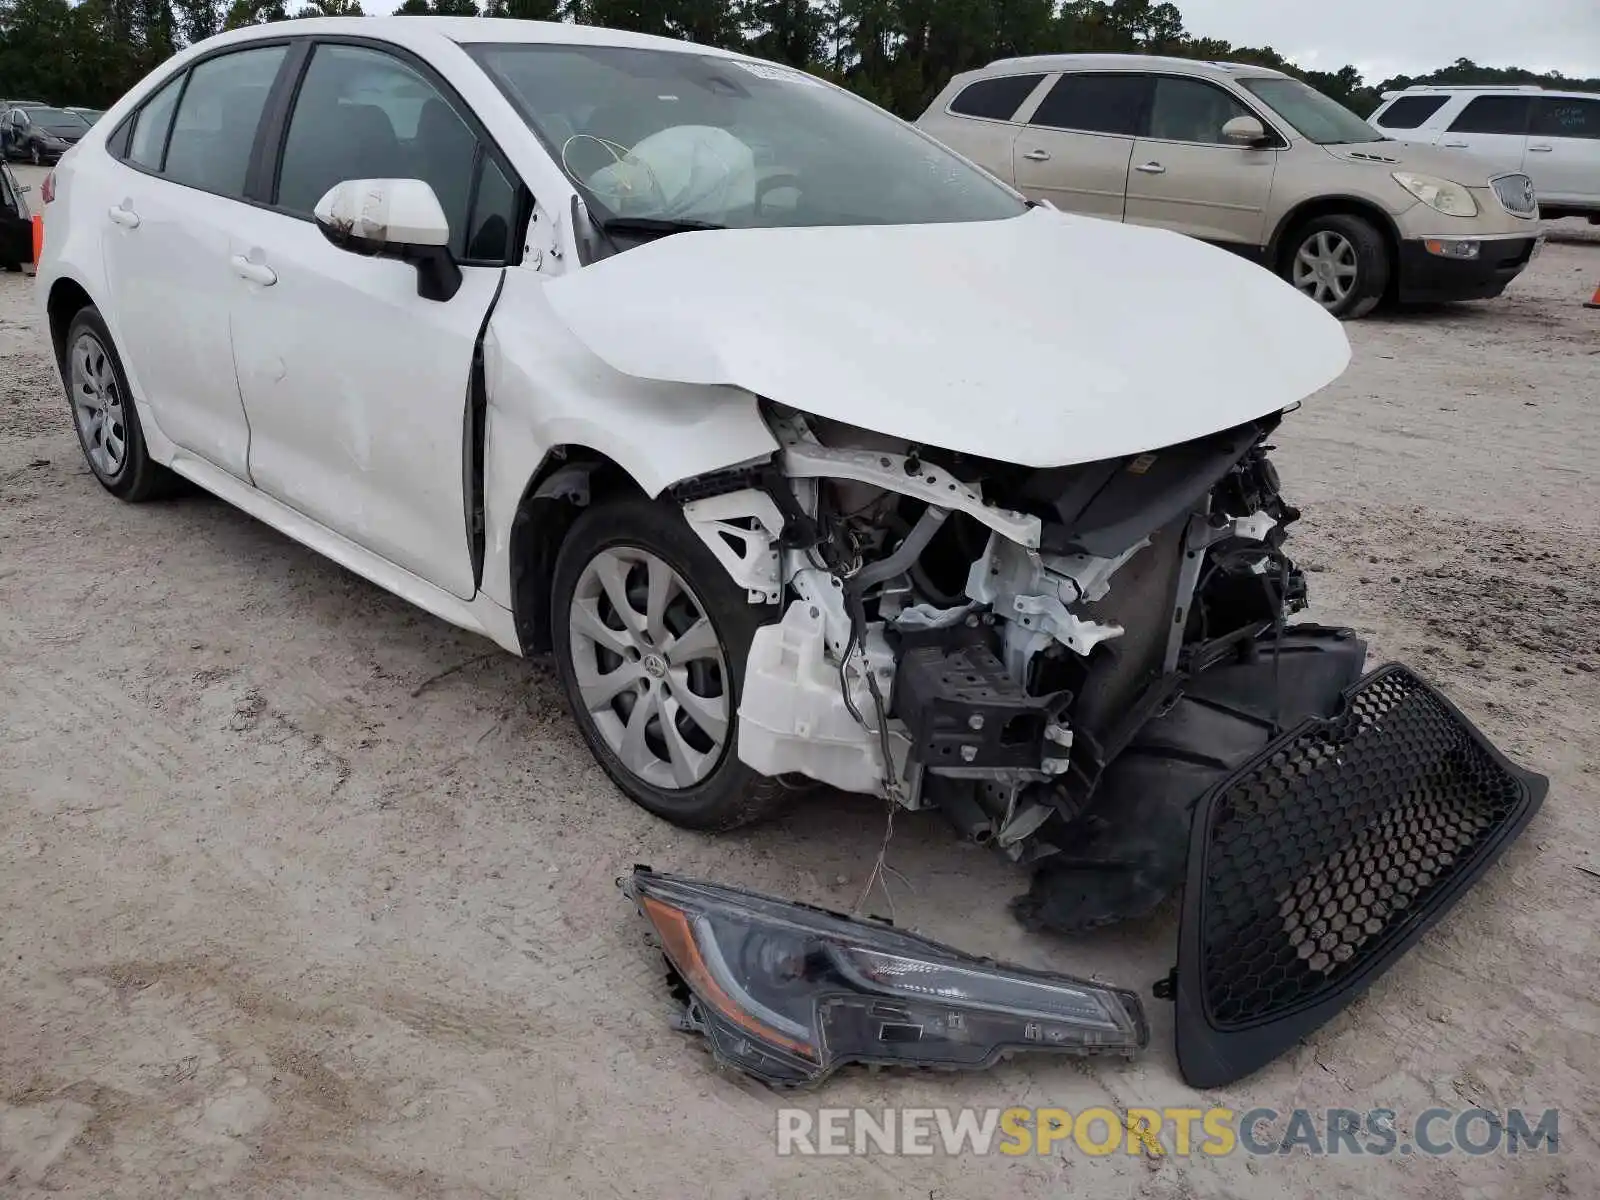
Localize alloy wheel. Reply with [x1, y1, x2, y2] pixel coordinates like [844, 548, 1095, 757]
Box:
[1292, 230, 1359, 310]
[567, 546, 731, 791]
[69, 331, 126, 478]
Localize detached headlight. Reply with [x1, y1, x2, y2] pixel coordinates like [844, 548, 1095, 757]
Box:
[622, 867, 1147, 1087]
[1392, 171, 1478, 217]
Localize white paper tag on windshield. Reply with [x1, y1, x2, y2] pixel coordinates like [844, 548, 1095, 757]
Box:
[732, 61, 825, 87]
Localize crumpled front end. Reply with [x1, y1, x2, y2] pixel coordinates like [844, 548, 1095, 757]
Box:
[663, 399, 1545, 1086]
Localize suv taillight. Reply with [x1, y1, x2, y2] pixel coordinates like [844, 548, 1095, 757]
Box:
[40, 171, 55, 204]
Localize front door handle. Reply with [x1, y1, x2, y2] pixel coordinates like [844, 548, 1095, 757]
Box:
[230, 254, 277, 287]
[1441, 140, 1469, 148]
[1134, 161, 1166, 174]
[107, 203, 140, 229]
[1527, 143, 1554, 152]
[1021, 148, 1051, 162]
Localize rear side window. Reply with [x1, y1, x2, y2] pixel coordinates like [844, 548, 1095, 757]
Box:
[126, 73, 185, 171]
[1532, 96, 1600, 140]
[1374, 95, 1449, 129]
[163, 46, 288, 198]
[949, 74, 1044, 121]
[1448, 95, 1532, 135]
[1030, 74, 1150, 136]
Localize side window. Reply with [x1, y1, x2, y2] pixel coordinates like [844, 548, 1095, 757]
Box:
[1146, 77, 1254, 145]
[1374, 95, 1449, 129]
[465, 156, 517, 262]
[1531, 97, 1600, 141]
[126, 72, 185, 171]
[949, 74, 1045, 121]
[1030, 74, 1150, 137]
[276, 44, 486, 260]
[1448, 95, 1532, 136]
[163, 46, 288, 197]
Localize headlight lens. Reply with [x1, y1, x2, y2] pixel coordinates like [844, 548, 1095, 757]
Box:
[623, 867, 1147, 1086]
[1392, 171, 1478, 217]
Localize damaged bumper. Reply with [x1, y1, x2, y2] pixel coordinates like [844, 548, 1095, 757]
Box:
[1173, 664, 1547, 1087]
[626, 659, 1544, 1090]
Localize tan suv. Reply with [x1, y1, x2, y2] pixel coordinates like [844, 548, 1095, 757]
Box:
[917, 55, 1543, 318]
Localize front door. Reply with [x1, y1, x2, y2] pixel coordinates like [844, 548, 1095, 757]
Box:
[1527, 96, 1600, 210]
[229, 40, 521, 599]
[1012, 73, 1149, 220]
[1433, 94, 1531, 178]
[98, 45, 288, 481]
[1124, 76, 1278, 248]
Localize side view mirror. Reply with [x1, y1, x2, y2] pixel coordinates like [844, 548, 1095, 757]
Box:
[1222, 115, 1272, 148]
[313, 178, 461, 302]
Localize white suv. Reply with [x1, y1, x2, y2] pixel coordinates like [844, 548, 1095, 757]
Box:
[1369, 86, 1600, 222]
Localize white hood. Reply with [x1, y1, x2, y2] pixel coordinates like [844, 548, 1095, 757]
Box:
[543, 207, 1350, 468]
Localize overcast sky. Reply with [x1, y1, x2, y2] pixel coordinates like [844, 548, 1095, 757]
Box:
[1176, 0, 1600, 81]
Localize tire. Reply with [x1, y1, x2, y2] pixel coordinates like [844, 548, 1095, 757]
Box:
[63, 306, 176, 501]
[551, 496, 786, 831]
[1282, 213, 1389, 320]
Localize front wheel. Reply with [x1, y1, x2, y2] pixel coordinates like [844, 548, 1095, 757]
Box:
[551, 497, 787, 831]
[1283, 213, 1389, 319]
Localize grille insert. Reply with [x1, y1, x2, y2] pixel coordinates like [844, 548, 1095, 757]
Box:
[1174, 664, 1545, 1087]
[1492, 173, 1538, 217]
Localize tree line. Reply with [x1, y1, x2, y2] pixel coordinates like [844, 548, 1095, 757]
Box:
[2, 0, 1597, 121]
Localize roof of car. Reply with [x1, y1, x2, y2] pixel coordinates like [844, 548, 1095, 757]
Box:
[1382, 83, 1599, 100]
[209, 16, 747, 57]
[977, 53, 1289, 80]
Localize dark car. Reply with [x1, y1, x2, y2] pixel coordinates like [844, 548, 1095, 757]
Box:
[1, 104, 91, 165]
[1, 160, 32, 270]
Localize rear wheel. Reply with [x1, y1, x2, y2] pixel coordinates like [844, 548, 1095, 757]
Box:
[1283, 213, 1389, 319]
[63, 306, 176, 501]
[551, 497, 786, 831]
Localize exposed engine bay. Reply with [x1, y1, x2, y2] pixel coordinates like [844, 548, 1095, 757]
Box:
[678, 402, 1322, 930]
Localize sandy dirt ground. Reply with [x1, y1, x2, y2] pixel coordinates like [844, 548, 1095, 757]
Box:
[2, 157, 1597, 1196]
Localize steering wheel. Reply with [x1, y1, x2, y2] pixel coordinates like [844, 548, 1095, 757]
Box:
[560, 133, 666, 216]
[754, 171, 802, 219]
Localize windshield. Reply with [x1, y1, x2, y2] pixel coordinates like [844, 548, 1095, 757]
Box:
[468, 44, 1026, 230]
[1239, 78, 1385, 145]
[21, 107, 88, 129]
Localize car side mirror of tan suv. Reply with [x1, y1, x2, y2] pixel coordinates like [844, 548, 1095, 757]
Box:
[1222, 115, 1272, 148]
[313, 178, 462, 303]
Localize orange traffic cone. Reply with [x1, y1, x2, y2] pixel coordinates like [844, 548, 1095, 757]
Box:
[30, 214, 42, 265]
[1587, 280, 1600, 310]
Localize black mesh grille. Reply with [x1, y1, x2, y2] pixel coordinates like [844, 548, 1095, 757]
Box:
[1199, 666, 1532, 1028]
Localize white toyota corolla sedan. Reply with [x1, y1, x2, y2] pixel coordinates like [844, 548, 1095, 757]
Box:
[38, 16, 1361, 863]
[39, 18, 1555, 1088]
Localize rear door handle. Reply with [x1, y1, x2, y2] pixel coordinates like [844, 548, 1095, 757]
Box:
[230, 254, 277, 287]
[1441, 140, 1469, 148]
[107, 204, 140, 229]
[1021, 148, 1051, 162]
[1134, 161, 1166, 174]
[1527, 144, 1554, 152]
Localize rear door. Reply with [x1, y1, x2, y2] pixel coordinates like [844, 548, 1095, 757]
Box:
[1123, 75, 1279, 247]
[98, 43, 291, 481]
[227, 39, 522, 599]
[1435, 94, 1531, 177]
[921, 73, 1048, 185]
[1527, 96, 1600, 209]
[1012, 73, 1149, 220]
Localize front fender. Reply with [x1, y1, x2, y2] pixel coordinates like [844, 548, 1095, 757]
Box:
[478, 269, 779, 609]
